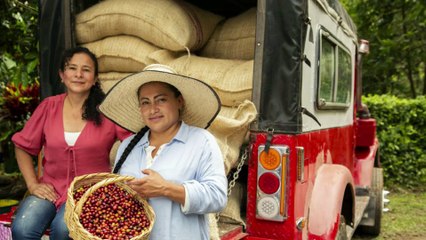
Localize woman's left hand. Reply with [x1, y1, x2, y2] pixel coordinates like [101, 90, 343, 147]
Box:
[126, 169, 167, 198]
[126, 169, 185, 204]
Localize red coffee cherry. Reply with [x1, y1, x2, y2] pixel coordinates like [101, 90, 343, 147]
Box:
[79, 183, 151, 239]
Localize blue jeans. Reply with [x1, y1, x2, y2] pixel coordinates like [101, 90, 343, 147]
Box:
[11, 195, 70, 240]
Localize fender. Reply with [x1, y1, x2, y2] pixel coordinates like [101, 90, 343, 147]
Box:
[354, 138, 380, 187]
[307, 164, 355, 239]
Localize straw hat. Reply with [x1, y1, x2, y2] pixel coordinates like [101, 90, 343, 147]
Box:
[99, 64, 221, 133]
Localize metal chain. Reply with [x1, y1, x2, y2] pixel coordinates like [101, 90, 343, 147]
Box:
[215, 147, 249, 221]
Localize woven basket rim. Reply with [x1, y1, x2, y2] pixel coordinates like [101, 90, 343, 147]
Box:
[66, 173, 155, 240]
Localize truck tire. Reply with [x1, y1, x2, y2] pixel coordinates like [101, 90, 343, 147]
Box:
[357, 167, 383, 236]
[336, 215, 348, 240]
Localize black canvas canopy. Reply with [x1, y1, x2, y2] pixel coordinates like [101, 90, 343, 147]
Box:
[256, 0, 306, 133]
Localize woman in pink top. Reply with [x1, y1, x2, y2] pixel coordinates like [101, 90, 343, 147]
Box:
[11, 47, 131, 240]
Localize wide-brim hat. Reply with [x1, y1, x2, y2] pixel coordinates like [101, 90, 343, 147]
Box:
[99, 64, 221, 133]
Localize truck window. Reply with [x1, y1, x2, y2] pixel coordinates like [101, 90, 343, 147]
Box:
[317, 29, 352, 109]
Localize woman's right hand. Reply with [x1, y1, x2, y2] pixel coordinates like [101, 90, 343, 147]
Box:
[14, 147, 58, 202]
[28, 182, 58, 202]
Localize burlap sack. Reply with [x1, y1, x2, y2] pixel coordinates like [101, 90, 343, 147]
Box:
[168, 55, 254, 107]
[75, 0, 224, 51]
[208, 213, 220, 240]
[219, 182, 245, 226]
[98, 72, 133, 93]
[82, 35, 161, 73]
[108, 140, 121, 167]
[208, 100, 257, 174]
[147, 49, 186, 65]
[200, 8, 256, 60]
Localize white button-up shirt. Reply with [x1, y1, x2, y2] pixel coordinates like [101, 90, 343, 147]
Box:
[115, 122, 228, 240]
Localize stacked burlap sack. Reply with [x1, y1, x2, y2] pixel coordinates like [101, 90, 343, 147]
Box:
[76, 1, 257, 238]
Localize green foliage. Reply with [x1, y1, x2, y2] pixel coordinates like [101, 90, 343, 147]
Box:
[0, 0, 39, 87]
[342, 0, 426, 98]
[0, 81, 40, 142]
[363, 95, 426, 189]
[0, 1, 40, 147]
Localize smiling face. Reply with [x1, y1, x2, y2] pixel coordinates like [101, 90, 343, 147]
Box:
[138, 82, 184, 136]
[59, 53, 97, 95]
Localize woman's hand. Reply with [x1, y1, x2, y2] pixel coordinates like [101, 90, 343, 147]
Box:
[28, 182, 58, 202]
[127, 169, 185, 204]
[15, 147, 58, 202]
[126, 169, 167, 198]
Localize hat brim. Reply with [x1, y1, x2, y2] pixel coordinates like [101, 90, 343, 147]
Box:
[99, 70, 221, 133]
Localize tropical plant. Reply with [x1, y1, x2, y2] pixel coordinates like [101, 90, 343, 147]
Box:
[0, 0, 40, 139]
[0, 0, 39, 172]
[0, 79, 40, 142]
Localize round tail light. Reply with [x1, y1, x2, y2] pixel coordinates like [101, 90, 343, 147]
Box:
[258, 172, 280, 194]
[259, 148, 281, 170]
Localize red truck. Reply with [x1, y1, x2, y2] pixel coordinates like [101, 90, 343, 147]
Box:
[1, 0, 386, 239]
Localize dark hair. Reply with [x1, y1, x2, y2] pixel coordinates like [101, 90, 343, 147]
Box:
[60, 46, 105, 125]
[113, 126, 150, 173]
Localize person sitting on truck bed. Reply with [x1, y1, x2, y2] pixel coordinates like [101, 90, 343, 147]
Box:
[11, 46, 131, 240]
[98, 64, 228, 240]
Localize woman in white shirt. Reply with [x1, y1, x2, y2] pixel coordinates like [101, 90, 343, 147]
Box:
[99, 64, 228, 240]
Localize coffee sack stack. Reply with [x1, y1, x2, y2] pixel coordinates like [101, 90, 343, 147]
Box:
[75, 0, 257, 175]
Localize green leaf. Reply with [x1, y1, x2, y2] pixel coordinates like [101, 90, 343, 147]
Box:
[1, 54, 17, 69]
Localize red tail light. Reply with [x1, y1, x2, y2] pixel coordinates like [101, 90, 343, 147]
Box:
[258, 172, 280, 194]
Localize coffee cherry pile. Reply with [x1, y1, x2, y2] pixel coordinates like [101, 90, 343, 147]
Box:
[79, 183, 151, 239]
[73, 184, 94, 203]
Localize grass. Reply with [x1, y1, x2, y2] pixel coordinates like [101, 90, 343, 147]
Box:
[353, 188, 426, 240]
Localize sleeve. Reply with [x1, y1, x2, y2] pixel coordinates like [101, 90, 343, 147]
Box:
[11, 99, 50, 156]
[182, 133, 228, 214]
[115, 124, 133, 141]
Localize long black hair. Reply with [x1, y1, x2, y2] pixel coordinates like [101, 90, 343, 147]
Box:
[113, 126, 149, 173]
[60, 46, 105, 125]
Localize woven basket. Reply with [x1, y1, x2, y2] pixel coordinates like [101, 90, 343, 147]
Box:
[65, 173, 155, 240]
[64, 172, 118, 229]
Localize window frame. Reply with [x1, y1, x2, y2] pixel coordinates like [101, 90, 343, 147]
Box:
[316, 28, 353, 110]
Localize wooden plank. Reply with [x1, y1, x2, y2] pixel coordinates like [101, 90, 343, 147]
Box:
[219, 222, 248, 240]
[347, 195, 370, 238]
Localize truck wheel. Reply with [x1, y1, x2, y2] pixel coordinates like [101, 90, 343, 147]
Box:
[357, 167, 383, 236]
[336, 215, 347, 240]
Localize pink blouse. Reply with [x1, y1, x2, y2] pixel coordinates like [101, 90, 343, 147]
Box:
[12, 93, 131, 207]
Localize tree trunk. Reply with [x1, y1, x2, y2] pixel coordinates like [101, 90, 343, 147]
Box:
[423, 64, 426, 95]
[406, 58, 416, 98]
[401, 3, 416, 98]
